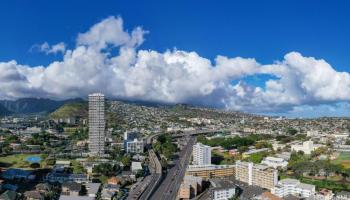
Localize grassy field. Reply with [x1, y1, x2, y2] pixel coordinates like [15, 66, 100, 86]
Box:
[0, 154, 47, 169]
[280, 172, 350, 192]
[334, 152, 350, 168]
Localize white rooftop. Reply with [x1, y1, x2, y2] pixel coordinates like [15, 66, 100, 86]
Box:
[279, 178, 300, 185]
[264, 156, 285, 162]
[131, 162, 142, 171]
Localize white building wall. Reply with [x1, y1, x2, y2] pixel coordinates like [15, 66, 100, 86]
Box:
[126, 139, 144, 153]
[193, 143, 211, 165]
[213, 188, 236, 200]
[271, 179, 315, 198]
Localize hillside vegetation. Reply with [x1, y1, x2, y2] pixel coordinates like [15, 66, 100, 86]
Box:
[50, 102, 88, 119]
[0, 98, 83, 114]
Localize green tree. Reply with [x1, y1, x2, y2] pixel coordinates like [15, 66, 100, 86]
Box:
[286, 127, 298, 135]
[121, 155, 131, 167]
[5, 135, 19, 143]
[93, 163, 120, 176]
[110, 146, 122, 160]
[162, 142, 176, 159]
[247, 152, 268, 163]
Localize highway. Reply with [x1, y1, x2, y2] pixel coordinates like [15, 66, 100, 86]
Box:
[127, 134, 162, 200]
[172, 128, 235, 138]
[127, 129, 222, 200]
[139, 149, 162, 200]
[150, 136, 196, 200]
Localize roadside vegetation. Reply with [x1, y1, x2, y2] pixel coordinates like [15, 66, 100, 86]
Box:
[153, 133, 177, 160]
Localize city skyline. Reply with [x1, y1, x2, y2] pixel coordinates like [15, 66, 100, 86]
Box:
[1, 1, 350, 118]
[1, 2, 350, 199]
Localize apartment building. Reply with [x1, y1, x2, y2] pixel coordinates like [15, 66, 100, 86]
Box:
[209, 179, 237, 200]
[193, 143, 211, 165]
[235, 161, 278, 190]
[126, 138, 144, 154]
[186, 164, 235, 180]
[88, 93, 105, 156]
[271, 178, 315, 199]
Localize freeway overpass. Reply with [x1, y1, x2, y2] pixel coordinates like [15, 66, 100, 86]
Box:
[171, 128, 235, 138]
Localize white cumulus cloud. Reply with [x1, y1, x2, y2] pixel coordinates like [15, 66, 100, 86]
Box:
[32, 42, 66, 54]
[1, 16, 350, 115]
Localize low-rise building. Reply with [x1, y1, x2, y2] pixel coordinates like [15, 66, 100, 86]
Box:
[61, 182, 81, 196]
[291, 141, 323, 155]
[24, 190, 44, 200]
[334, 191, 350, 200]
[178, 175, 203, 199]
[333, 145, 350, 152]
[274, 152, 291, 161]
[271, 178, 315, 199]
[306, 130, 320, 137]
[131, 162, 143, 173]
[101, 184, 120, 200]
[261, 157, 288, 169]
[315, 188, 333, 200]
[178, 183, 191, 200]
[86, 183, 101, 198]
[126, 139, 144, 154]
[209, 179, 237, 200]
[186, 164, 235, 180]
[45, 173, 88, 184]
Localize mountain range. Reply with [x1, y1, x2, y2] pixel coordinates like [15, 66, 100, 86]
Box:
[0, 98, 83, 116]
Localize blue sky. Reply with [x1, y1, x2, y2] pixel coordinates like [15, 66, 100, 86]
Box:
[1, 0, 350, 68]
[0, 0, 350, 117]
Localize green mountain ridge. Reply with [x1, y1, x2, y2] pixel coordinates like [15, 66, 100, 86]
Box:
[49, 102, 88, 119]
[0, 98, 83, 114]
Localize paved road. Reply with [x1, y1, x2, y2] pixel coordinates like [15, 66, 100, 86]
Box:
[139, 150, 162, 200]
[150, 136, 196, 200]
[126, 129, 220, 200]
[127, 134, 162, 200]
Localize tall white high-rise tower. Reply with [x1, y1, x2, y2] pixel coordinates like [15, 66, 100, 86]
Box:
[88, 93, 105, 156]
[192, 142, 211, 165]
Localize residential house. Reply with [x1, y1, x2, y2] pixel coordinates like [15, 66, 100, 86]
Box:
[86, 183, 101, 198]
[24, 191, 44, 200]
[61, 182, 81, 196]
